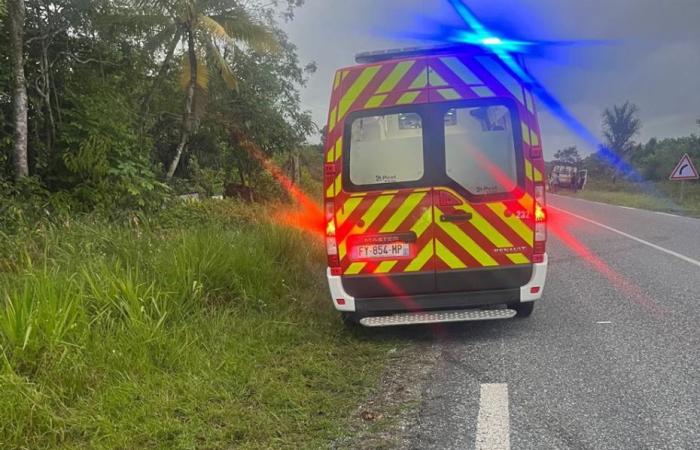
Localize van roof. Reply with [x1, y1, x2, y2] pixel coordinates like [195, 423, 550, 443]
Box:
[353, 44, 528, 68]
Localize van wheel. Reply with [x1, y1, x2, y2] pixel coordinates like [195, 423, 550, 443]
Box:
[341, 312, 361, 327]
[511, 302, 534, 318]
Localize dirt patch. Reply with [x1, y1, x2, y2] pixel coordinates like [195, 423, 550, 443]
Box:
[333, 341, 441, 449]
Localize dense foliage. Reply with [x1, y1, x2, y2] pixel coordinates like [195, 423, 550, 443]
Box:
[0, 0, 315, 212]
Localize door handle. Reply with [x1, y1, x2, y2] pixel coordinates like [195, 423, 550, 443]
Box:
[440, 213, 473, 223]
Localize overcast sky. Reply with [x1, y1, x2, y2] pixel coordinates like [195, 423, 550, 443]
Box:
[283, 0, 700, 159]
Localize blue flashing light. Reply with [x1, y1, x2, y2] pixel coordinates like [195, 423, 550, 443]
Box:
[443, 0, 642, 181]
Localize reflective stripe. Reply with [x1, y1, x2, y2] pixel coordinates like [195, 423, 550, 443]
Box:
[334, 174, 342, 195]
[507, 253, 530, 265]
[326, 174, 341, 199]
[487, 203, 534, 246]
[411, 207, 433, 238]
[472, 86, 495, 97]
[521, 122, 532, 146]
[409, 68, 429, 89]
[397, 91, 421, 105]
[336, 197, 363, 226]
[476, 56, 526, 105]
[375, 260, 398, 274]
[345, 262, 366, 275]
[438, 88, 461, 100]
[376, 61, 415, 94]
[359, 194, 395, 231]
[455, 203, 513, 248]
[333, 71, 342, 90]
[440, 57, 484, 85]
[525, 160, 544, 184]
[365, 94, 387, 109]
[429, 68, 449, 87]
[334, 136, 343, 162]
[436, 239, 467, 269]
[328, 107, 337, 133]
[380, 192, 427, 233]
[405, 241, 434, 272]
[435, 207, 498, 267]
[339, 66, 382, 119]
[339, 240, 347, 260]
[525, 90, 535, 113]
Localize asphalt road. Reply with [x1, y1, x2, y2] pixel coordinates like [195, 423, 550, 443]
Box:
[404, 194, 700, 449]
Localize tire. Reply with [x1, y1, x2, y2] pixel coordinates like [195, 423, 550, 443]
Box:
[511, 302, 534, 318]
[341, 312, 362, 327]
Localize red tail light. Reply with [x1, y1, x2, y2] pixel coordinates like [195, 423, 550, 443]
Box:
[325, 200, 341, 272]
[533, 184, 546, 263]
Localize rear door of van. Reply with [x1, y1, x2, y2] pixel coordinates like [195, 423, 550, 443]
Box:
[326, 58, 437, 299]
[426, 54, 537, 292]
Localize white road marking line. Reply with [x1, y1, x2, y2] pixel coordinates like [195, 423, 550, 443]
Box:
[551, 194, 699, 221]
[550, 205, 700, 269]
[476, 383, 510, 450]
[596, 321, 612, 324]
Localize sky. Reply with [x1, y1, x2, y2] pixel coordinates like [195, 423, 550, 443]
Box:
[283, 0, 700, 159]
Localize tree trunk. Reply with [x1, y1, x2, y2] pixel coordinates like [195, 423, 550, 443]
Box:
[140, 31, 181, 122]
[166, 29, 196, 180]
[8, 0, 29, 180]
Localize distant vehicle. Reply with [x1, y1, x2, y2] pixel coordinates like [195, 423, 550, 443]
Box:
[549, 163, 586, 192]
[322, 45, 548, 327]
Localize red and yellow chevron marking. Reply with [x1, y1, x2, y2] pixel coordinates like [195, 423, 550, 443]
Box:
[324, 52, 546, 277]
[336, 189, 434, 276]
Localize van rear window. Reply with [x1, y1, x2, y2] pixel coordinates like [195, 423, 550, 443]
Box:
[444, 105, 518, 195]
[348, 113, 425, 186]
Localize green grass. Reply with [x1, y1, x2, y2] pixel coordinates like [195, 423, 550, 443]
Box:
[0, 200, 389, 449]
[557, 179, 700, 217]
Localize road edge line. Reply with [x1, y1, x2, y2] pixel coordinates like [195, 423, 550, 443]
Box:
[550, 205, 700, 269]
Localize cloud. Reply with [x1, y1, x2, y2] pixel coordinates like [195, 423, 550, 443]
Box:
[284, 0, 700, 156]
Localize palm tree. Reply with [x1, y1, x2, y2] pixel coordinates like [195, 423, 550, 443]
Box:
[602, 102, 641, 182]
[137, 0, 278, 179]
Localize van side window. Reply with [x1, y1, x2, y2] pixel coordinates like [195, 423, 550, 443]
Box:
[444, 105, 518, 195]
[349, 112, 424, 186]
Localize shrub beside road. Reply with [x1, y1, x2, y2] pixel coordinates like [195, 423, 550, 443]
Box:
[0, 200, 390, 449]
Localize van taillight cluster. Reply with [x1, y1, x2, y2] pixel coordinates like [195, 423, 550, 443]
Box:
[533, 184, 547, 263]
[325, 200, 341, 275]
[533, 185, 547, 263]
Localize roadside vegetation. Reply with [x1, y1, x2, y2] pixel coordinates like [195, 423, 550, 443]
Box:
[548, 102, 700, 216]
[558, 177, 700, 217]
[0, 1, 394, 448]
[0, 200, 389, 449]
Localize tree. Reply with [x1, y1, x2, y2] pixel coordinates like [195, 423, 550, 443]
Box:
[553, 146, 581, 164]
[6, 0, 29, 180]
[137, 0, 279, 180]
[602, 101, 641, 182]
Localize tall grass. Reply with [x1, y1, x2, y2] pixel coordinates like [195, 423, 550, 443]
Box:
[561, 178, 700, 217]
[0, 200, 387, 449]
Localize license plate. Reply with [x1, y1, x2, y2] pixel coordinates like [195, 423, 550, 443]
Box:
[352, 243, 411, 260]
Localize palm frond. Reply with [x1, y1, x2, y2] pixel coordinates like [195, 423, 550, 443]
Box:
[197, 14, 235, 48]
[211, 12, 280, 53]
[205, 38, 238, 90]
[180, 54, 210, 91]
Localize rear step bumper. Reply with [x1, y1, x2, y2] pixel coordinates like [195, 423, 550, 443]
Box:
[359, 309, 517, 327]
[327, 254, 548, 313]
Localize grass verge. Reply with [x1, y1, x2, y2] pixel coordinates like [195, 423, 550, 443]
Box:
[556, 179, 700, 217]
[0, 200, 390, 449]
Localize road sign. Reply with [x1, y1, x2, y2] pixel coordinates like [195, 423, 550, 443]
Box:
[669, 154, 699, 181]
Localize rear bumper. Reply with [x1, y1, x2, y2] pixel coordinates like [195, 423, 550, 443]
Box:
[326, 254, 548, 313]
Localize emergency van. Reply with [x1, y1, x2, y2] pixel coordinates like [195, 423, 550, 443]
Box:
[323, 46, 548, 327]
